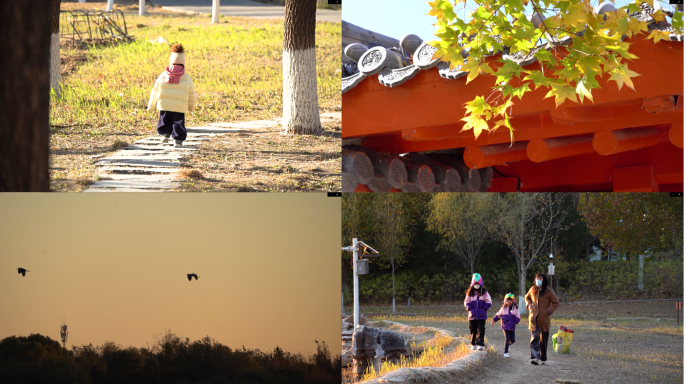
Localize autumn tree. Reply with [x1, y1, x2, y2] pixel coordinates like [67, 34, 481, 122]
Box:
[577, 193, 683, 293]
[373, 193, 411, 313]
[577, 193, 683, 256]
[282, 0, 322, 135]
[427, 0, 683, 141]
[488, 193, 572, 313]
[426, 193, 493, 275]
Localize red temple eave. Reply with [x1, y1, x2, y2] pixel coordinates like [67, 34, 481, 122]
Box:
[342, 35, 683, 192]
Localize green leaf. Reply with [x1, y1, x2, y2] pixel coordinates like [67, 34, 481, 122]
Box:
[523, 70, 552, 90]
[672, 11, 683, 30]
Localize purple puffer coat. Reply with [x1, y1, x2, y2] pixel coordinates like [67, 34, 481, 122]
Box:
[492, 305, 521, 331]
[464, 291, 492, 320]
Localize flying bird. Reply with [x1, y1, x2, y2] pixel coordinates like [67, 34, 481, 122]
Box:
[187, 274, 198, 281]
[17, 268, 29, 277]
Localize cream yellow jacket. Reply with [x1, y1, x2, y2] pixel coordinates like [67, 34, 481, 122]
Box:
[147, 73, 197, 114]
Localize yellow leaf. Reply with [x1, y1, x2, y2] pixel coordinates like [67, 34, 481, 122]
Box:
[492, 119, 506, 132]
[652, 10, 667, 22]
[462, 59, 481, 84]
[581, 0, 593, 13]
[647, 29, 669, 44]
[461, 115, 490, 140]
[544, 83, 578, 108]
[608, 64, 640, 91]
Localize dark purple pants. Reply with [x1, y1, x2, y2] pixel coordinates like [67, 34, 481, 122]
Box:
[156, 110, 186, 141]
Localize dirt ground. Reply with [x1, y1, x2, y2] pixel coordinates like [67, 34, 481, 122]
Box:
[359, 300, 683, 383]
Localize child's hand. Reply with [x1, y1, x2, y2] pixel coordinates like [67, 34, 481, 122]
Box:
[490, 320, 495, 326]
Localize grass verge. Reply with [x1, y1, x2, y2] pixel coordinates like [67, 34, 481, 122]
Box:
[52, 3, 340, 192]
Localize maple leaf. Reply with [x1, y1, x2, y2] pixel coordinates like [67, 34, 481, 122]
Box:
[576, 74, 596, 103]
[651, 9, 667, 23]
[523, 70, 552, 90]
[608, 64, 640, 91]
[495, 60, 522, 84]
[544, 83, 578, 108]
[461, 114, 490, 140]
[647, 29, 670, 44]
[462, 59, 482, 84]
[463, 96, 489, 115]
[672, 11, 683, 30]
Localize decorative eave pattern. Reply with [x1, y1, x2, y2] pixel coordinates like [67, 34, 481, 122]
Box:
[341, 2, 683, 93]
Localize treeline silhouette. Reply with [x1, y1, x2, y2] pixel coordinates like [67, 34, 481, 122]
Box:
[0, 332, 340, 384]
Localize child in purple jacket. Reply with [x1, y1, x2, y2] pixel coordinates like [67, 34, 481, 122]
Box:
[491, 293, 521, 357]
[464, 273, 492, 351]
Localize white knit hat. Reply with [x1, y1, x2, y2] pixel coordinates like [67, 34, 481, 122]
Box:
[169, 43, 186, 66]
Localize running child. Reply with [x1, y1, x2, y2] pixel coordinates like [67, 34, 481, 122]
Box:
[463, 273, 492, 351]
[491, 293, 521, 358]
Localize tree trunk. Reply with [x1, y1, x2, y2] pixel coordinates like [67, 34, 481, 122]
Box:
[1, 0, 51, 191]
[282, 0, 321, 135]
[50, 0, 61, 99]
[391, 261, 395, 313]
[638, 254, 645, 293]
[518, 263, 527, 315]
[212, 0, 220, 24]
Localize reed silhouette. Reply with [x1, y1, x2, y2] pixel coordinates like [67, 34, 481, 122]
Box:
[0, 332, 340, 384]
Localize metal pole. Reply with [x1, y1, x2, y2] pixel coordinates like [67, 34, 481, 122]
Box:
[353, 238, 359, 330]
[212, 0, 220, 24]
[139, 0, 146, 16]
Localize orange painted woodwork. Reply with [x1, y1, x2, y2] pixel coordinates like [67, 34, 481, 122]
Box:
[464, 142, 528, 169]
[488, 177, 519, 192]
[343, 36, 682, 140]
[592, 128, 660, 156]
[342, 34, 683, 192]
[354, 184, 373, 192]
[613, 166, 659, 192]
[670, 120, 683, 148]
[526, 136, 594, 163]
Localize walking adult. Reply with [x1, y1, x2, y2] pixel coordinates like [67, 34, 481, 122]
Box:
[524, 273, 559, 365]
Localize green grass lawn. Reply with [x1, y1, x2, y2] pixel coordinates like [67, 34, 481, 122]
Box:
[51, 6, 340, 191]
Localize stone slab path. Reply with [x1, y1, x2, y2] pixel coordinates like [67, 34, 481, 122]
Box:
[83, 113, 341, 192]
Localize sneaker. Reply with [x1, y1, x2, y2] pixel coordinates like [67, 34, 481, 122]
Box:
[174, 140, 183, 148]
[477, 346, 484, 350]
[161, 136, 170, 144]
[531, 358, 539, 365]
[469, 345, 476, 350]
[503, 353, 510, 358]
[541, 360, 546, 364]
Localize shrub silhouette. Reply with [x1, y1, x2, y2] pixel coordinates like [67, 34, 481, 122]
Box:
[0, 332, 340, 384]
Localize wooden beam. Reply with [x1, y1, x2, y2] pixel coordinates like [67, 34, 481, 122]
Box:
[397, 156, 435, 192]
[342, 148, 374, 185]
[526, 136, 594, 163]
[464, 142, 528, 169]
[613, 165, 659, 192]
[342, 172, 358, 192]
[366, 175, 392, 192]
[345, 144, 407, 189]
[427, 153, 481, 191]
[405, 153, 461, 192]
[592, 128, 659, 156]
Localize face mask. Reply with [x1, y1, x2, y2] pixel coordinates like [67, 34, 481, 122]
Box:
[536, 280, 543, 287]
[473, 284, 480, 289]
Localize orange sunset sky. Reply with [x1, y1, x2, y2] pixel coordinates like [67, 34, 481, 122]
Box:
[0, 193, 340, 356]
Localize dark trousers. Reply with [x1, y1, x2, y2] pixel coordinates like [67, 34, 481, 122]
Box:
[530, 320, 549, 361]
[469, 319, 486, 346]
[503, 330, 515, 353]
[156, 110, 186, 141]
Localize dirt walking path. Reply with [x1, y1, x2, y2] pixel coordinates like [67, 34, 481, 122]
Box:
[465, 321, 682, 384]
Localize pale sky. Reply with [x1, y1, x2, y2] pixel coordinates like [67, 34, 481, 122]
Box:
[0, 193, 340, 356]
[342, 0, 672, 42]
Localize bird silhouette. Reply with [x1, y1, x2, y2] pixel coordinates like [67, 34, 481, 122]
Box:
[17, 268, 29, 277]
[187, 273, 198, 281]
